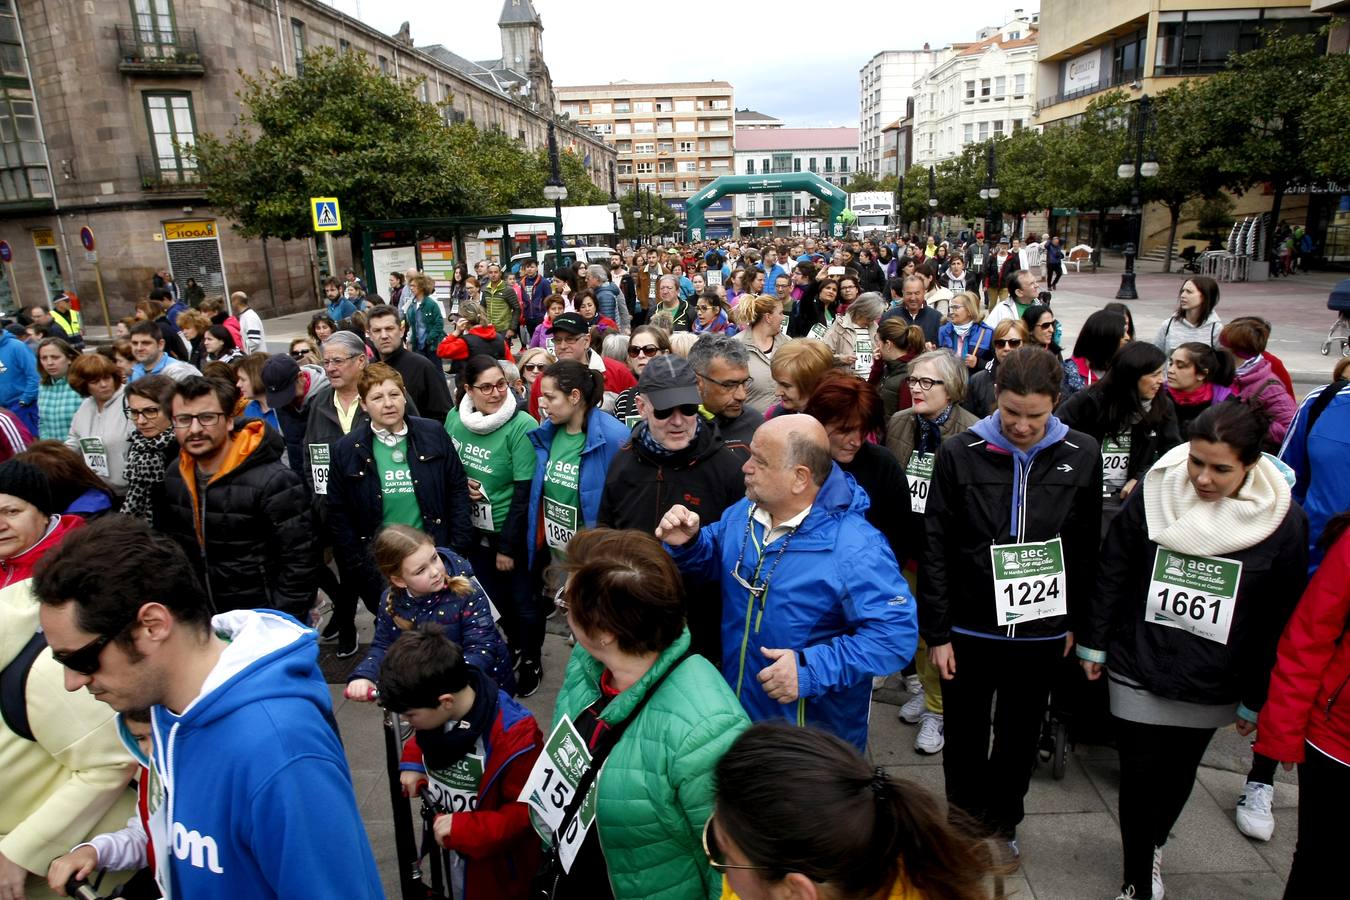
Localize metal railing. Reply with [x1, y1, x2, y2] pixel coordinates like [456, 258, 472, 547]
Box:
[116, 25, 203, 68]
[1036, 72, 1136, 113]
[138, 156, 202, 191]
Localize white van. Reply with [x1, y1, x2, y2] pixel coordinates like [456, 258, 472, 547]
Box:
[509, 246, 618, 276]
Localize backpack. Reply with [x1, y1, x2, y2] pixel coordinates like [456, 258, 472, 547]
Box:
[1305, 379, 1347, 435]
[0, 632, 47, 742]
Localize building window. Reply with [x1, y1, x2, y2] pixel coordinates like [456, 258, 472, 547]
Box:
[144, 91, 197, 181]
[979, 78, 991, 97]
[840, 176, 848, 187]
[1112, 28, 1147, 84]
[591, 101, 611, 115]
[1155, 12, 1322, 77]
[634, 142, 654, 154]
[840, 156, 848, 173]
[290, 19, 306, 74]
[1013, 73, 1026, 96]
[993, 120, 1004, 137]
[710, 98, 730, 110]
[747, 199, 756, 216]
[614, 122, 631, 135]
[636, 162, 653, 174]
[793, 157, 801, 172]
[771, 152, 791, 173]
[994, 76, 1006, 98]
[0, 89, 50, 202]
[678, 160, 697, 173]
[658, 161, 674, 173]
[659, 181, 673, 192]
[978, 121, 989, 141]
[761, 157, 770, 173]
[746, 158, 755, 174]
[130, 0, 176, 54]
[634, 100, 653, 113]
[655, 98, 673, 112]
[633, 121, 654, 134]
[963, 122, 974, 145]
[808, 157, 817, 173]
[617, 162, 633, 175]
[677, 140, 694, 153]
[614, 100, 630, 113]
[824, 157, 833, 173]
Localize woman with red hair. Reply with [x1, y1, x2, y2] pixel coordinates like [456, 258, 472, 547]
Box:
[803, 371, 909, 571]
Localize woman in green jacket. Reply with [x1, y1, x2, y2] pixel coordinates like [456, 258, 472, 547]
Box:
[541, 528, 749, 899]
[406, 272, 447, 367]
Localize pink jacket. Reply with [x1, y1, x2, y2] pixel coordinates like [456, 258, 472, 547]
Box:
[1232, 355, 1297, 447]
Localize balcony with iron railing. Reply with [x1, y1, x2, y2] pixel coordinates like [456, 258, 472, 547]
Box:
[117, 25, 205, 75]
[138, 156, 204, 193]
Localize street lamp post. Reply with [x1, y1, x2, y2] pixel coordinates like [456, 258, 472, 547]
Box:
[1115, 94, 1158, 301]
[645, 185, 653, 245]
[978, 142, 1001, 239]
[607, 161, 620, 243]
[927, 165, 938, 240]
[895, 172, 904, 234]
[543, 122, 568, 261]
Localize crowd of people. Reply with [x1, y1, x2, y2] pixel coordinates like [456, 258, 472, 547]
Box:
[0, 231, 1343, 900]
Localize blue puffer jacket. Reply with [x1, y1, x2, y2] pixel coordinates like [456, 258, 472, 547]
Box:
[526, 408, 631, 568]
[0, 329, 39, 433]
[666, 464, 918, 751]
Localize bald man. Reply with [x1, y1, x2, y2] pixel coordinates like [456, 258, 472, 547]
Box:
[658, 415, 917, 751]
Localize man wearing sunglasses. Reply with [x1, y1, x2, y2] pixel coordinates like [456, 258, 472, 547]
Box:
[656, 415, 917, 751]
[34, 516, 383, 899]
[154, 376, 320, 620]
[598, 355, 746, 662]
[526, 312, 635, 419]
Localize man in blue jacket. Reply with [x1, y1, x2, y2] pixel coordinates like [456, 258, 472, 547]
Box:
[657, 414, 917, 751]
[34, 516, 383, 900]
[0, 326, 39, 435]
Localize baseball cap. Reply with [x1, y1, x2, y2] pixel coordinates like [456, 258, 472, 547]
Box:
[638, 355, 702, 410]
[547, 312, 589, 336]
[262, 353, 301, 408]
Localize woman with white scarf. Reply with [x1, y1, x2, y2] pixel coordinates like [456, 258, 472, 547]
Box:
[1078, 400, 1308, 900]
[443, 354, 539, 670]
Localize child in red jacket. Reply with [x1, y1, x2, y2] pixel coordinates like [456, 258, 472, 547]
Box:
[379, 625, 542, 900]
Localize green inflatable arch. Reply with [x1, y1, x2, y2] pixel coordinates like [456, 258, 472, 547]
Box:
[685, 173, 848, 241]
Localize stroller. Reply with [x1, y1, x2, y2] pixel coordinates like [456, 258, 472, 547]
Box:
[1320, 278, 1350, 358]
[1178, 245, 1202, 274]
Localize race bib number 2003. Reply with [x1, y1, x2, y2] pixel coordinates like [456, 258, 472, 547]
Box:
[990, 538, 1068, 626]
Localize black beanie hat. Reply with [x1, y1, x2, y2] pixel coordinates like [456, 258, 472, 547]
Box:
[0, 460, 53, 516]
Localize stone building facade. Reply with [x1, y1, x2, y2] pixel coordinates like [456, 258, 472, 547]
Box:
[0, 0, 613, 327]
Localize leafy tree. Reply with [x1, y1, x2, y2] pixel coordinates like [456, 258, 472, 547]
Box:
[618, 189, 679, 242]
[193, 47, 479, 240]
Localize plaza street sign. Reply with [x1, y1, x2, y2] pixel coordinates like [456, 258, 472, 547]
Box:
[311, 197, 342, 232]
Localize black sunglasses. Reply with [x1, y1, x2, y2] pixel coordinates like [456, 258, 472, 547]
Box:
[653, 403, 699, 420]
[628, 345, 663, 359]
[52, 618, 136, 677]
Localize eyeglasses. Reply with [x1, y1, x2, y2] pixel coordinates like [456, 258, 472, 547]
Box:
[322, 354, 361, 368]
[1038, 321, 1058, 330]
[627, 345, 663, 359]
[699, 372, 754, 392]
[702, 817, 773, 874]
[993, 338, 1023, 349]
[52, 618, 136, 677]
[905, 376, 945, 390]
[553, 586, 569, 613]
[696, 305, 716, 312]
[472, 381, 509, 394]
[524, 363, 548, 372]
[289, 350, 310, 359]
[653, 403, 699, 420]
[171, 412, 225, 429]
[124, 405, 162, 421]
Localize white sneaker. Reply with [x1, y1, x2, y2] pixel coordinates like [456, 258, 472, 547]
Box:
[872, 675, 888, 691]
[1151, 846, 1165, 900]
[1235, 781, 1275, 841]
[914, 712, 945, 754]
[1113, 887, 1139, 900]
[904, 673, 922, 694]
[898, 691, 927, 723]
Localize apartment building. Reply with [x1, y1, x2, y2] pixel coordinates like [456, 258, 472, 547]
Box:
[0, 0, 613, 318]
[910, 14, 1039, 167]
[858, 47, 944, 175]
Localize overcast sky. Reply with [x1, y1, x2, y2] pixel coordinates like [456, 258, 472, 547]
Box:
[327, 0, 1040, 127]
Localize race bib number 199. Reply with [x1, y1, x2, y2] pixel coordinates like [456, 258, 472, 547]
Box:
[990, 538, 1068, 626]
[309, 443, 330, 496]
[1146, 548, 1242, 644]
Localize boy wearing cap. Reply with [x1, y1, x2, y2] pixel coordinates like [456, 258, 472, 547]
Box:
[526, 312, 635, 419]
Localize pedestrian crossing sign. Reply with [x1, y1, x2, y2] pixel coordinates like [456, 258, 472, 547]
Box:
[311, 197, 342, 232]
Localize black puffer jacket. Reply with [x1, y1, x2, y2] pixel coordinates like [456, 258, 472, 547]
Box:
[596, 420, 746, 661]
[325, 416, 474, 582]
[303, 384, 421, 496]
[1084, 483, 1308, 711]
[920, 420, 1103, 643]
[155, 419, 320, 618]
